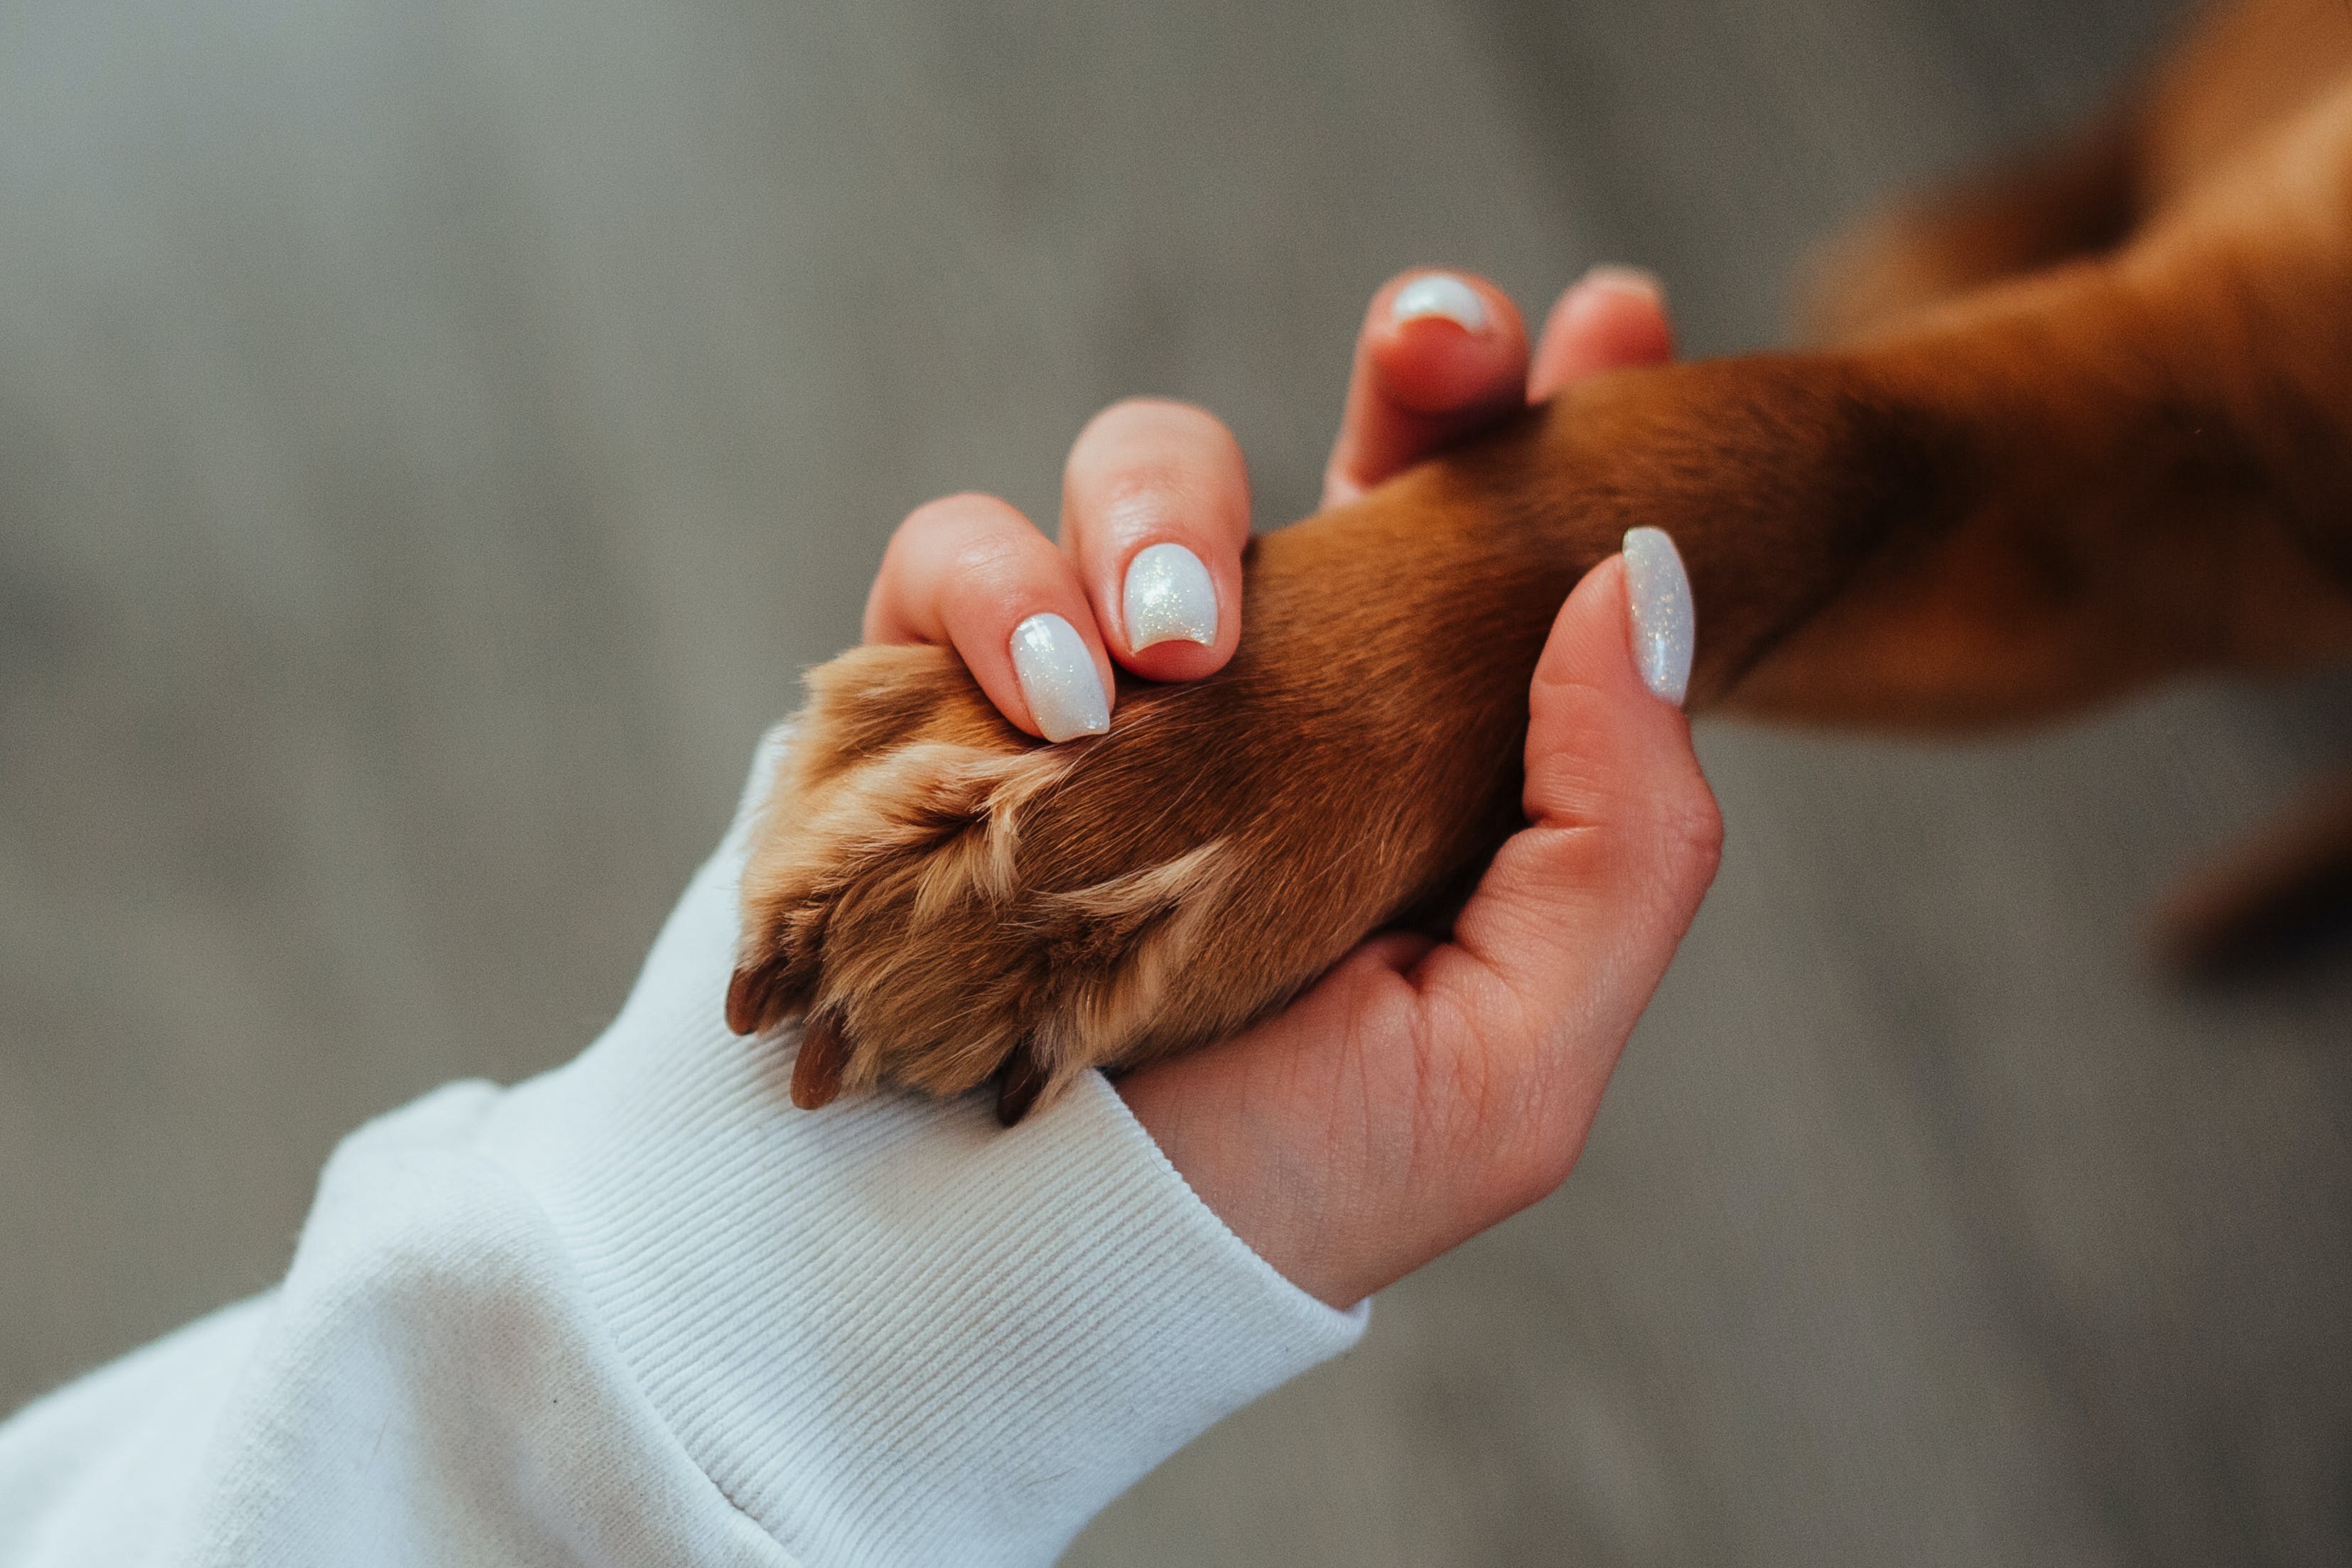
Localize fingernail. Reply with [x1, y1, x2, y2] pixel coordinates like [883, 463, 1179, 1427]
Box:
[1122, 542, 1218, 651]
[1580, 264, 1666, 306]
[1391, 272, 1489, 332]
[1010, 613, 1111, 741]
[1622, 527, 1694, 705]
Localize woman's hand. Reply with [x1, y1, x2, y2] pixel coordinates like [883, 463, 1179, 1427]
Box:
[862, 266, 1675, 737]
[1119, 541, 1718, 1307]
[864, 266, 1715, 1308]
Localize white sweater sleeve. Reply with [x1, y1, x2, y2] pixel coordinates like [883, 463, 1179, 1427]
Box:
[0, 730, 1367, 1567]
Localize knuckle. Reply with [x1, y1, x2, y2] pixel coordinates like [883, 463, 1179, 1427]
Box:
[1493, 1138, 1578, 1214]
[1091, 394, 1178, 426]
[1099, 467, 1187, 524]
[900, 492, 1023, 551]
[1085, 401, 1242, 477]
[1081, 396, 1205, 454]
[902, 490, 993, 527]
[1499, 821, 1612, 893]
[951, 526, 1037, 579]
[1110, 394, 1217, 432]
[1654, 779, 1725, 877]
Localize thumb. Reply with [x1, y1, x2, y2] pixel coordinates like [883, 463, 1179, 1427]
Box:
[1520, 526, 1714, 907]
[1422, 530, 1721, 1086]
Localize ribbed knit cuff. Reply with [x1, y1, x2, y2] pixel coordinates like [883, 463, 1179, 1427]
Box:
[476, 730, 1366, 1565]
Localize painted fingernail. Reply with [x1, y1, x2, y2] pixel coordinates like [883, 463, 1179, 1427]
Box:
[1391, 272, 1489, 332]
[1122, 542, 1218, 651]
[1010, 612, 1111, 741]
[1622, 526, 1694, 705]
[1580, 264, 1666, 305]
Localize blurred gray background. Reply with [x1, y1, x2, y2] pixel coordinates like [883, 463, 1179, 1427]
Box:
[4, 0, 2350, 1562]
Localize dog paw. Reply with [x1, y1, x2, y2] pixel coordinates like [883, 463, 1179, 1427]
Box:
[727, 641, 1280, 1123]
[725, 452, 1623, 1122]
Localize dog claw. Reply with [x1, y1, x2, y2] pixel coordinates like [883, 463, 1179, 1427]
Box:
[730, 642, 1271, 1113]
[725, 963, 780, 1036]
[995, 1039, 1048, 1128]
[790, 1012, 851, 1110]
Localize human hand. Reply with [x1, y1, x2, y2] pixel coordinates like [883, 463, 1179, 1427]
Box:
[861, 266, 1677, 736]
[862, 266, 1714, 1307]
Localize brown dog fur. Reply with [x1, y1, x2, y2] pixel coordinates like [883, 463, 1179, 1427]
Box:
[730, 0, 2352, 1119]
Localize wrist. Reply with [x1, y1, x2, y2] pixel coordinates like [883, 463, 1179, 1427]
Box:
[1118, 1054, 1381, 1311]
[469, 728, 1371, 1563]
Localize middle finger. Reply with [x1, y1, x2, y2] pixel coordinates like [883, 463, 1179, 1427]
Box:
[1061, 398, 1251, 683]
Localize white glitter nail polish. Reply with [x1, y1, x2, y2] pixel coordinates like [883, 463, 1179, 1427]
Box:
[1123, 542, 1218, 651]
[1622, 526, 1694, 705]
[1010, 612, 1110, 741]
[1391, 273, 1489, 332]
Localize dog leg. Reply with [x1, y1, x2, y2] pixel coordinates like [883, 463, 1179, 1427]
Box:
[1736, 84, 2352, 724]
[1803, 119, 2139, 345]
[732, 87, 2352, 1112]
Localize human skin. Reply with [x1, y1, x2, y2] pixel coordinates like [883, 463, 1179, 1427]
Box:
[764, 4, 2352, 1297]
[856, 270, 1721, 1307]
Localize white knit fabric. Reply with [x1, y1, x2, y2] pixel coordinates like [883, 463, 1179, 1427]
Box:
[0, 730, 1367, 1566]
